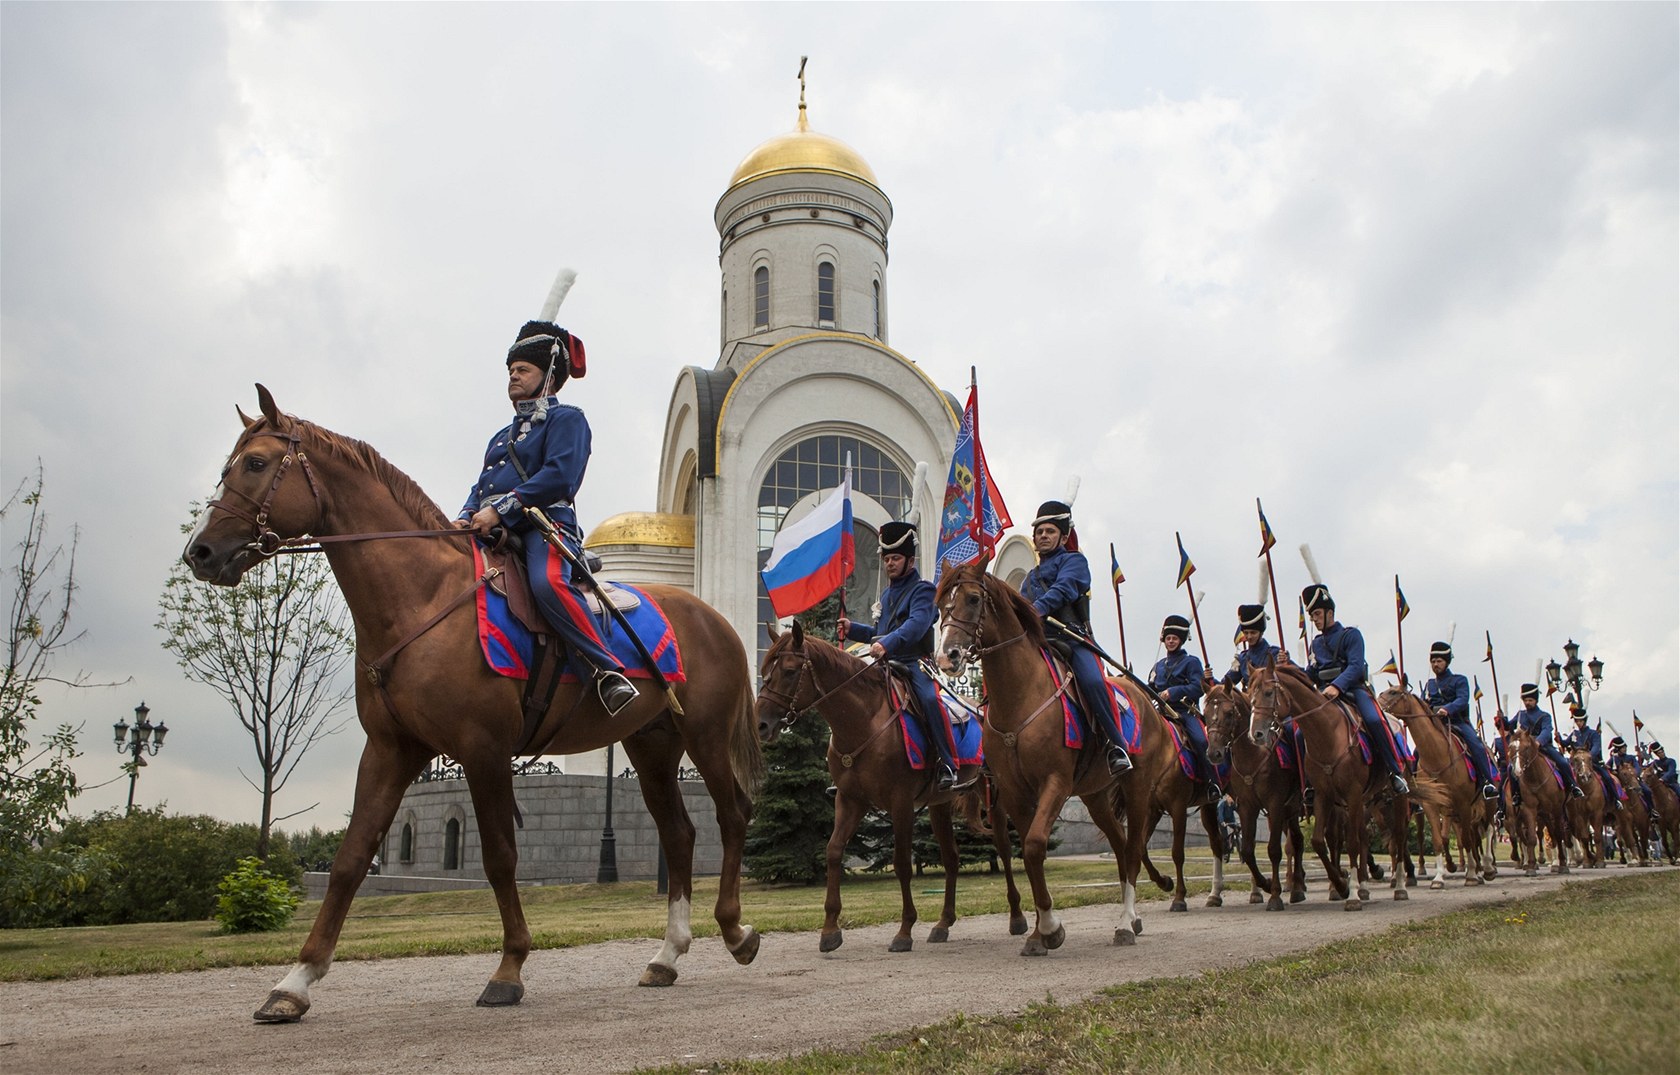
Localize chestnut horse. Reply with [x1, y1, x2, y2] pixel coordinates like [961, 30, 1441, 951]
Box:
[1378, 687, 1496, 887]
[1641, 764, 1680, 864]
[1609, 757, 1653, 867]
[1203, 684, 1308, 910]
[1565, 750, 1610, 868]
[934, 561, 1141, 952]
[1247, 661, 1419, 909]
[1507, 727, 1571, 877]
[754, 621, 1026, 951]
[184, 387, 765, 1022]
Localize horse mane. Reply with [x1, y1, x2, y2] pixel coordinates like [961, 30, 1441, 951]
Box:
[247, 414, 452, 530]
[934, 560, 1046, 650]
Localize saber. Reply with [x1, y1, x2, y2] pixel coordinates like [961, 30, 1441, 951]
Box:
[1046, 615, 1172, 714]
[524, 506, 684, 716]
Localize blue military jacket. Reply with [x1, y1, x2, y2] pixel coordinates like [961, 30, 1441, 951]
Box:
[1150, 649, 1205, 713]
[1607, 748, 1635, 772]
[1306, 621, 1369, 695]
[459, 399, 591, 535]
[1565, 723, 1601, 762]
[1224, 639, 1281, 688]
[1649, 755, 1676, 783]
[1508, 705, 1555, 747]
[845, 570, 937, 662]
[1023, 546, 1092, 639]
[1422, 672, 1470, 722]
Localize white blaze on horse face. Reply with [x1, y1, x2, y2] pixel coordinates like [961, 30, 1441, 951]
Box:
[652, 895, 693, 970]
[185, 481, 228, 549]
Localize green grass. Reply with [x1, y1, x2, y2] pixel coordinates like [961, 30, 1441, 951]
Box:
[0, 857, 1152, 981]
[631, 871, 1680, 1075]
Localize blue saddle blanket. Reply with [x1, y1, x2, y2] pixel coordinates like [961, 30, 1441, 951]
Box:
[472, 546, 684, 683]
[896, 678, 985, 771]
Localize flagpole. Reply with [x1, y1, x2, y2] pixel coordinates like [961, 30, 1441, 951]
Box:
[1110, 542, 1130, 670]
[1258, 499, 1287, 653]
[1175, 532, 1212, 668]
[965, 367, 982, 553]
[1394, 574, 1407, 689]
[1484, 631, 1506, 726]
[1472, 676, 1485, 741]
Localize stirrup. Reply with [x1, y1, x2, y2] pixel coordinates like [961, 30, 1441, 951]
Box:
[596, 670, 639, 716]
[1106, 745, 1133, 776]
[1390, 773, 1411, 796]
[1206, 782, 1224, 806]
[1570, 785, 1585, 799]
[933, 765, 958, 792]
[1481, 784, 1499, 800]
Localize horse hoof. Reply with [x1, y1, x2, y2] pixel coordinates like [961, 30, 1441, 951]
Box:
[1267, 896, 1286, 911]
[1132, 918, 1143, 935]
[1205, 895, 1223, 908]
[1429, 880, 1445, 891]
[1009, 915, 1030, 937]
[1393, 889, 1408, 901]
[819, 931, 843, 953]
[1404, 877, 1417, 888]
[1021, 937, 1049, 957]
[1290, 891, 1306, 904]
[729, 927, 761, 966]
[1249, 891, 1265, 905]
[1344, 898, 1363, 911]
[1113, 927, 1136, 946]
[476, 979, 525, 1006]
[888, 936, 913, 954]
[253, 990, 309, 1024]
[927, 926, 950, 944]
[1043, 923, 1067, 950]
[1358, 888, 1371, 902]
[1169, 899, 1188, 913]
[1525, 869, 1538, 877]
[637, 964, 678, 988]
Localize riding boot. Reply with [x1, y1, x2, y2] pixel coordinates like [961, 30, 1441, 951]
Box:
[1090, 702, 1133, 776]
[595, 669, 639, 716]
[918, 709, 958, 792]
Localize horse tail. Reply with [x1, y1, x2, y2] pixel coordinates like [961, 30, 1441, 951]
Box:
[1407, 771, 1453, 809]
[729, 676, 766, 801]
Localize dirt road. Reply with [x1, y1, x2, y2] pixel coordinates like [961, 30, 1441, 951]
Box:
[2, 866, 1667, 1074]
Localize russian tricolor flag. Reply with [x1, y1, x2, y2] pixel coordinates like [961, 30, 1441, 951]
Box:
[761, 468, 854, 618]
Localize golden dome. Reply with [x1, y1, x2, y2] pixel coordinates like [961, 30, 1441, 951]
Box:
[584, 512, 696, 550]
[727, 105, 879, 190]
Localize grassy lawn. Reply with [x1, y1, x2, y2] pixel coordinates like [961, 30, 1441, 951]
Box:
[0, 856, 1154, 981]
[631, 871, 1680, 1075]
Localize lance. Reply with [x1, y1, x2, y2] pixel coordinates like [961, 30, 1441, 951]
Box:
[1109, 542, 1131, 670]
[1257, 498, 1287, 653]
[1483, 631, 1506, 729]
[1472, 675, 1486, 740]
[1394, 574, 1408, 689]
[1632, 710, 1644, 758]
[524, 506, 685, 716]
[1176, 533, 1213, 669]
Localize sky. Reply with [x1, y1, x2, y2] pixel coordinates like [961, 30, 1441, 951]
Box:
[3, 3, 1675, 830]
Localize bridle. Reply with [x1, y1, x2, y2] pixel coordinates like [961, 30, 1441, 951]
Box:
[206, 424, 470, 556]
[758, 645, 889, 733]
[938, 576, 1029, 668]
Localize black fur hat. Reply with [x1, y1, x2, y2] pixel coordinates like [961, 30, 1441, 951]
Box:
[507, 320, 587, 380]
[1237, 604, 1267, 632]
[1161, 614, 1191, 641]
[1429, 641, 1452, 662]
[1032, 501, 1072, 534]
[878, 521, 917, 558]
[1301, 584, 1334, 613]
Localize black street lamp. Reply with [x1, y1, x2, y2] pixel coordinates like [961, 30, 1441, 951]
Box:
[596, 742, 618, 883]
[1543, 639, 1605, 715]
[113, 701, 169, 814]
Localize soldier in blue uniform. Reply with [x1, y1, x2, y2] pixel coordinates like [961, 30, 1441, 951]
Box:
[1608, 736, 1653, 814]
[1150, 614, 1220, 804]
[1222, 604, 1282, 688]
[457, 320, 638, 716]
[1649, 742, 1680, 804]
[1563, 707, 1622, 808]
[837, 521, 959, 791]
[1301, 584, 1411, 795]
[1421, 641, 1499, 800]
[1501, 684, 1584, 798]
[1021, 501, 1132, 776]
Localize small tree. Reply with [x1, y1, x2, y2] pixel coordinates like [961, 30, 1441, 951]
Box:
[0, 465, 122, 924]
[216, 856, 300, 933]
[157, 509, 355, 858]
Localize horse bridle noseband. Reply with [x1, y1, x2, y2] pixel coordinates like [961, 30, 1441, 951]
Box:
[758, 648, 888, 731]
[939, 579, 1029, 666]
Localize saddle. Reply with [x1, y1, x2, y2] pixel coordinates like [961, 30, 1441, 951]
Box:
[480, 541, 640, 637]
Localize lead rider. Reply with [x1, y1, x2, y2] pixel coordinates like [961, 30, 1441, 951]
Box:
[456, 319, 638, 716]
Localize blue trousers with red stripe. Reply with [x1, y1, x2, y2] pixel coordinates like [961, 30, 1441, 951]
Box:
[1349, 688, 1410, 778]
[524, 535, 624, 676]
[1068, 645, 1125, 749]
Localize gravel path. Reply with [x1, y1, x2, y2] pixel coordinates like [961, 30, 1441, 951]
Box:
[2, 865, 1668, 1074]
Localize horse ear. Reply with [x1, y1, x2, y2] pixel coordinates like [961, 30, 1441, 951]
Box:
[766, 621, 782, 642]
[236, 405, 258, 430]
[979, 549, 995, 572]
[790, 619, 805, 646]
[1267, 653, 1277, 671]
[256, 384, 284, 428]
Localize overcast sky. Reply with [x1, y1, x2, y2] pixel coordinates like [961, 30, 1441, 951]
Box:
[3, 3, 1675, 830]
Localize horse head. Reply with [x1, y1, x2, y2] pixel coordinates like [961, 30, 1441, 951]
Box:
[183, 385, 324, 586]
[1202, 683, 1250, 764]
[756, 619, 814, 743]
[1246, 657, 1287, 750]
[934, 560, 989, 675]
[1377, 686, 1428, 724]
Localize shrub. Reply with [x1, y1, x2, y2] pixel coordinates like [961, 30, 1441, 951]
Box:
[216, 856, 300, 933]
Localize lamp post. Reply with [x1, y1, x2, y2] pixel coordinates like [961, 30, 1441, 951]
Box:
[1543, 639, 1605, 716]
[113, 701, 169, 814]
[596, 742, 618, 883]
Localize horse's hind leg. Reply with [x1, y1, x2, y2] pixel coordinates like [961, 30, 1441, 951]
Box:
[462, 755, 537, 1005]
[1014, 779, 1072, 956]
[257, 735, 431, 1023]
[1168, 807, 1190, 912]
[1201, 804, 1225, 907]
[927, 802, 959, 943]
[620, 724, 700, 986]
[1082, 791, 1136, 947]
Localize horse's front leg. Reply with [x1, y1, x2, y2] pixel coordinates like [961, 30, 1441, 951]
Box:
[887, 795, 920, 953]
[1202, 803, 1225, 908]
[926, 801, 959, 943]
[1017, 776, 1073, 956]
[1428, 807, 1449, 889]
[621, 728, 702, 986]
[1311, 799, 1345, 901]
[461, 755, 534, 1006]
[988, 793, 1029, 936]
[1345, 795, 1370, 910]
[1239, 801, 1269, 903]
[256, 734, 431, 1023]
[1387, 797, 1410, 901]
[820, 788, 868, 953]
[1167, 806, 1190, 912]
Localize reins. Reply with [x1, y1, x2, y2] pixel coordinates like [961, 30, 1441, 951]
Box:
[759, 646, 918, 771]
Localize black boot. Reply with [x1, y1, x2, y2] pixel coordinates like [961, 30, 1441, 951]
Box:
[1389, 771, 1411, 796]
[595, 670, 638, 716]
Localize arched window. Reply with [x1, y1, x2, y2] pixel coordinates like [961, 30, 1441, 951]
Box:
[872, 280, 882, 338]
[444, 817, 462, 870]
[399, 822, 414, 864]
[756, 435, 911, 659]
[753, 266, 770, 330]
[817, 262, 836, 326]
